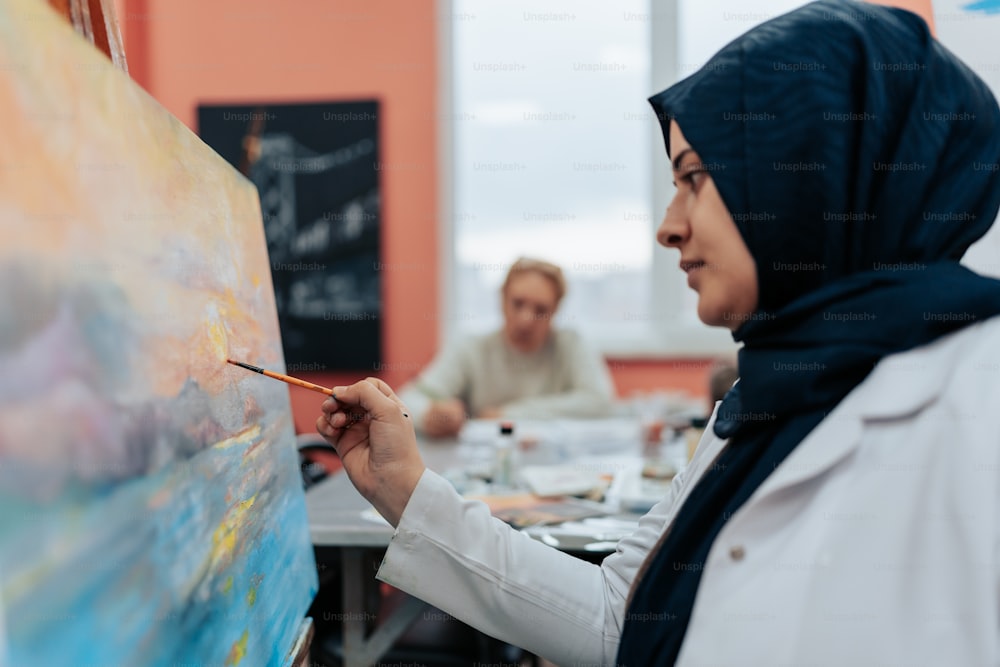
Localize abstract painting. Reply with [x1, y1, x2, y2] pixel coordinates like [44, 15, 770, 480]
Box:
[961, 0, 1000, 13]
[0, 0, 317, 664]
[198, 101, 382, 372]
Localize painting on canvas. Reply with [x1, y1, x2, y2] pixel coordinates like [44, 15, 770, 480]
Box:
[0, 0, 317, 664]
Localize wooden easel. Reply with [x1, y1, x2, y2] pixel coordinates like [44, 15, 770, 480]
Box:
[46, 0, 127, 72]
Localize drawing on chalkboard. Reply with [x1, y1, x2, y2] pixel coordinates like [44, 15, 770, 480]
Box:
[198, 101, 382, 372]
[0, 1, 317, 664]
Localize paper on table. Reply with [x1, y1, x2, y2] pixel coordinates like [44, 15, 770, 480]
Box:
[465, 493, 608, 529]
[518, 464, 608, 497]
[607, 461, 677, 513]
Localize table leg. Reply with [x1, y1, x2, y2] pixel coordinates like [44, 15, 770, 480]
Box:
[340, 547, 428, 667]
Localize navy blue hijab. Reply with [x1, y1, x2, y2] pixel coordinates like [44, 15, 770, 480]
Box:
[618, 1, 1000, 664]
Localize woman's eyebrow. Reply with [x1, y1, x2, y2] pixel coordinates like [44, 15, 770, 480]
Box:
[672, 148, 695, 171]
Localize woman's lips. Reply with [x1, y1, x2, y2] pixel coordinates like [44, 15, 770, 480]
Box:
[681, 260, 706, 287]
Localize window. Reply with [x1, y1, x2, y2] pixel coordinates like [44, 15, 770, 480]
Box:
[444, 0, 811, 356]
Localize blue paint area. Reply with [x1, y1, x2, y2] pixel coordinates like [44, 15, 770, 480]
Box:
[0, 415, 317, 666]
[0, 282, 317, 667]
[962, 0, 1000, 14]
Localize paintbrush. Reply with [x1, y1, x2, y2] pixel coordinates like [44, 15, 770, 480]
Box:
[227, 359, 334, 397]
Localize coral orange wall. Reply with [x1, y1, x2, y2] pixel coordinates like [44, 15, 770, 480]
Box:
[123, 0, 451, 433]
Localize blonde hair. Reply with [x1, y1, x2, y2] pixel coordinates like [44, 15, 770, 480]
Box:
[501, 257, 567, 304]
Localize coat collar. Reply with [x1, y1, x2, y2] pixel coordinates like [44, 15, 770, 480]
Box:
[629, 321, 975, 610]
[744, 321, 972, 500]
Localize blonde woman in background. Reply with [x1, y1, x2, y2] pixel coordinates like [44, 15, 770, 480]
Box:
[399, 257, 614, 438]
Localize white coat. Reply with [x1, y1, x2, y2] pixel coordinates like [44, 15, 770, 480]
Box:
[377, 315, 1000, 666]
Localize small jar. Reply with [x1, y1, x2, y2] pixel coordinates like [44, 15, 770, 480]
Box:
[493, 421, 517, 488]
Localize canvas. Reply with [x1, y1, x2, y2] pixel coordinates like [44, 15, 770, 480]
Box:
[0, 0, 317, 664]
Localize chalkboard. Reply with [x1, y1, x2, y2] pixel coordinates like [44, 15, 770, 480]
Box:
[198, 101, 382, 371]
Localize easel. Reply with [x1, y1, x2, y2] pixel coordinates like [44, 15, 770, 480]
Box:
[45, 0, 127, 72]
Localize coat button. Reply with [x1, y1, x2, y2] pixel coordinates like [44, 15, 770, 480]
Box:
[729, 545, 745, 561]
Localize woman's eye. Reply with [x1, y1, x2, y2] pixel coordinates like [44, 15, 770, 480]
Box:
[681, 167, 707, 188]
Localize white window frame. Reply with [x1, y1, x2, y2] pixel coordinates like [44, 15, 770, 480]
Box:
[438, 0, 738, 358]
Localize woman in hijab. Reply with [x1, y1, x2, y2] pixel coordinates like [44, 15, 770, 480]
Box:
[316, 1, 1000, 664]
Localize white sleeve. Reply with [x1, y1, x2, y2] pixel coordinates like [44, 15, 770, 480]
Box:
[396, 341, 472, 431]
[376, 468, 686, 665]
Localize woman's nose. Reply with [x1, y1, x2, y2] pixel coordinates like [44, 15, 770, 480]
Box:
[656, 200, 688, 248]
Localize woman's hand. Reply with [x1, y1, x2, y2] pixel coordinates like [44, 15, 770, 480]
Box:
[423, 399, 467, 438]
[476, 406, 502, 420]
[315, 378, 426, 527]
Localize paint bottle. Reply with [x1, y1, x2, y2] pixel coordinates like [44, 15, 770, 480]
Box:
[686, 417, 709, 461]
[493, 421, 517, 488]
